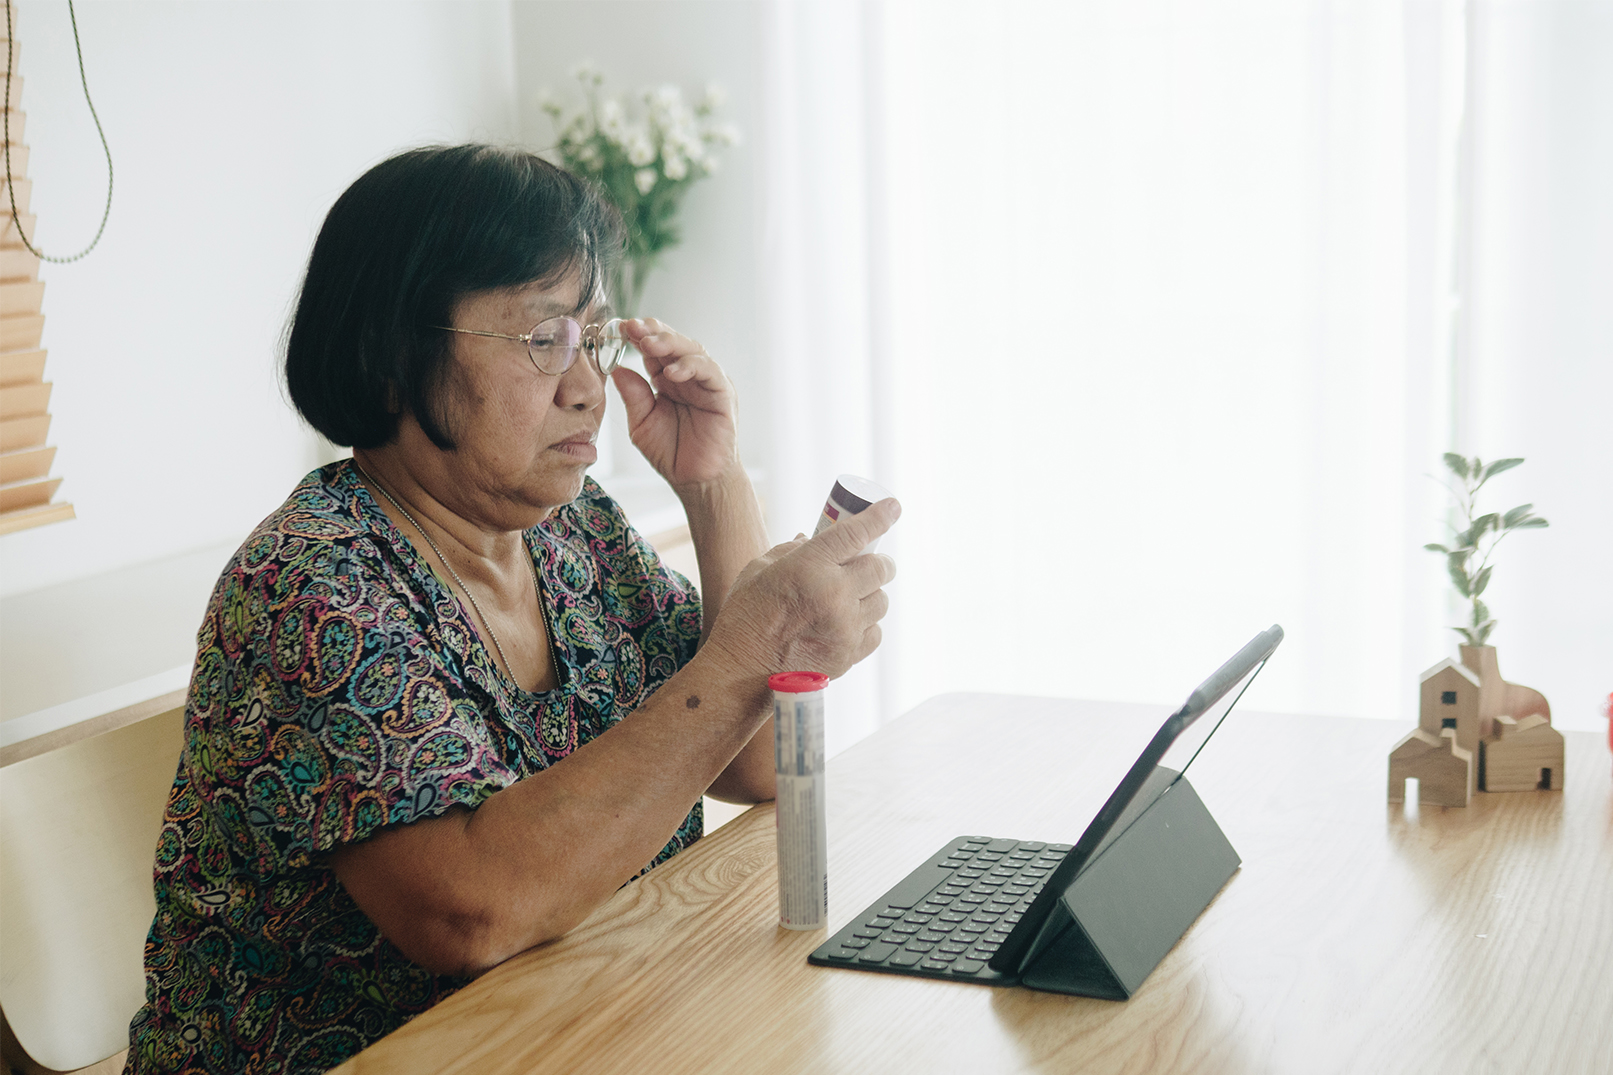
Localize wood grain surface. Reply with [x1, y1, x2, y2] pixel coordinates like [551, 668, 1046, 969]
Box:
[332, 695, 1613, 1075]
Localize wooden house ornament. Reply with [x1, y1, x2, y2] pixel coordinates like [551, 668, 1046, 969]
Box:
[1389, 660, 1481, 806]
[1389, 649, 1563, 806]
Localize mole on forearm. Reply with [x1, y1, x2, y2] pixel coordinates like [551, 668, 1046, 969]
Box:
[686, 695, 701, 709]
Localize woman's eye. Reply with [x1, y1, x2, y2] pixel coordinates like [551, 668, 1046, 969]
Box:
[532, 334, 560, 349]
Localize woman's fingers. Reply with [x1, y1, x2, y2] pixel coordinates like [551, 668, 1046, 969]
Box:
[851, 624, 883, 668]
[806, 499, 902, 566]
[651, 350, 724, 390]
[609, 366, 655, 425]
[859, 587, 891, 628]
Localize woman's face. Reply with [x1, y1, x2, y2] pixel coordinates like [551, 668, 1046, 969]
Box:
[427, 271, 608, 526]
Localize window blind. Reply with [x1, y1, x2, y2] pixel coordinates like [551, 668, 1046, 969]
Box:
[0, 41, 72, 537]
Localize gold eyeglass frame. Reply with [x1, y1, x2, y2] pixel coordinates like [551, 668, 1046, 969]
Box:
[434, 317, 630, 377]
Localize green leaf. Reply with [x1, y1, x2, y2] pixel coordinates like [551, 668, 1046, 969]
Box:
[1482, 457, 1525, 481]
[1448, 557, 1472, 597]
[1502, 504, 1535, 527]
[1443, 452, 1471, 479]
[1512, 516, 1550, 529]
[1472, 599, 1490, 627]
[1453, 626, 1478, 645]
[1477, 620, 1496, 645]
[1473, 565, 1493, 596]
[1424, 543, 1450, 554]
[1470, 514, 1499, 540]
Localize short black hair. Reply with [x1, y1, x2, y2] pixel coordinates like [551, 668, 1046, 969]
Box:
[284, 145, 623, 450]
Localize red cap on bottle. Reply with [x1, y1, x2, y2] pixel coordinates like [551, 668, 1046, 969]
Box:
[768, 671, 830, 693]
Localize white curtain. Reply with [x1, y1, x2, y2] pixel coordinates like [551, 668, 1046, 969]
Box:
[762, 0, 1612, 742]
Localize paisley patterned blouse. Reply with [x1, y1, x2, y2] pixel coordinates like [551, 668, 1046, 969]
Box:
[125, 462, 703, 1075]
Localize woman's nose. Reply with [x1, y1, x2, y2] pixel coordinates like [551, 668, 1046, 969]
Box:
[555, 350, 607, 410]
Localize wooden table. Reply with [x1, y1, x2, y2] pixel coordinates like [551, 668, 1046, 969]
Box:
[334, 695, 1613, 1075]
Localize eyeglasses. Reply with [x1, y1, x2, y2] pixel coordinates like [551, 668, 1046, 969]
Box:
[435, 317, 634, 377]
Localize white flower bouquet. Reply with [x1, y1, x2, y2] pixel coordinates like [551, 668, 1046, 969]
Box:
[540, 64, 740, 316]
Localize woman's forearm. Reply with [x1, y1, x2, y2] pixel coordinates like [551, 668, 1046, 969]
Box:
[676, 464, 770, 646]
[329, 648, 772, 977]
[675, 464, 776, 801]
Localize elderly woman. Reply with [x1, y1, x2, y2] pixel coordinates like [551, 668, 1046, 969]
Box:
[125, 145, 897, 1075]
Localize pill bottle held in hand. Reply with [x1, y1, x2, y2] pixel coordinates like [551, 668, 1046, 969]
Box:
[812, 474, 893, 554]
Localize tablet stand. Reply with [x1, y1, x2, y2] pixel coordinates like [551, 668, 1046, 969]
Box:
[1019, 775, 1240, 998]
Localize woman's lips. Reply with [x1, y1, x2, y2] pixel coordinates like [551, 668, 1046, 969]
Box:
[551, 435, 597, 463]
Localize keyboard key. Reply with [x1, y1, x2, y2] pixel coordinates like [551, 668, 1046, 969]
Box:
[954, 959, 988, 973]
[904, 941, 935, 953]
[958, 894, 987, 905]
[891, 923, 921, 935]
[1003, 886, 1030, 897]
[939, 942, 970, 954]
[975, 942, 1001, 953]
[867, 916, 896, 929]
[927, 895, 955, 907]
[986, 839, 1017, 852]
[959, 923, 989, 934]
[888, 950, 924, 967]
[853, 927, 884, 940]
[1008, 850, 1035, 860]
[902, 913, 934, 925]
[938, 885, 966, 897]
[939, 910, 968, 922]
[824, 948, 858, 961]
[957, 868, 985, 879]
[927, 949, 959, 962]
[1020, 841, 1046, 851]
[921, 960, 953, 971]
[844, 938, 870, 949]
[1049, 843, 1073, 852]
[880, 907, 906, 919]
[1003, 913, 1023, 925]
[858, 943, 899, 964]
[965, 836, 990, 845]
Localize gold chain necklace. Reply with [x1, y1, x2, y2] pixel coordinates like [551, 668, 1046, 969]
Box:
[351, 460, 540, 686]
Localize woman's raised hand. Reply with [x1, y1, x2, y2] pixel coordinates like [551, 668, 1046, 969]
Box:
[610, 318, 739, 492]
[704, 498, 901, 682]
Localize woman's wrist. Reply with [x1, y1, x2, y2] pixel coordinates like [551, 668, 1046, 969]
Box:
[671, 459, 751, 507]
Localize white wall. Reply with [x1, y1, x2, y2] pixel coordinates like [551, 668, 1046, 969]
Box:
[0, 0, 518, 598]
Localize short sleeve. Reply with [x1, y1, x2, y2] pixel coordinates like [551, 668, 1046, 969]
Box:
[559, 481, 703, 697]
[193, 527, 515, 875]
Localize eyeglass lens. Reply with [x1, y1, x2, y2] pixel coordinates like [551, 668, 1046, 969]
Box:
[586, 319, 631, 376]
[527, 317, 634, 376]
[527, 318, 583, 375]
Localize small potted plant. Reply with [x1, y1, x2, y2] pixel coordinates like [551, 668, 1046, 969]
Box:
[1424, 453, 1550, 653]
[1424, 453, 1556, 751]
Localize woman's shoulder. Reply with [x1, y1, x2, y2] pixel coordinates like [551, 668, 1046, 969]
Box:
[209, 462, 396, 609]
